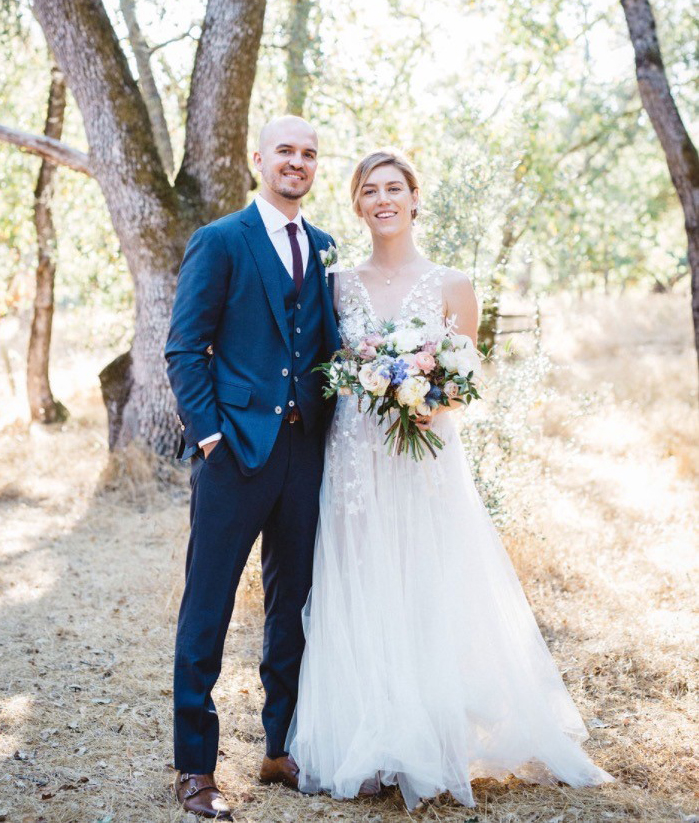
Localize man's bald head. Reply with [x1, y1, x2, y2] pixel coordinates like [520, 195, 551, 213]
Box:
[253, 115, 319, 209]
[258, 115, 318, 153]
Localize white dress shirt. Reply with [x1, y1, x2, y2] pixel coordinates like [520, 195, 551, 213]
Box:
[198, 195, 309, 449]
[253, 193, 309, 278]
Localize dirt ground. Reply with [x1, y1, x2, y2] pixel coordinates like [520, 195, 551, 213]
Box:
[0, 293, 697, 823]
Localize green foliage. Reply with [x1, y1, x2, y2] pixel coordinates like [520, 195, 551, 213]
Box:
[462, 348, 554, 524]
[0, 0, 695, 323]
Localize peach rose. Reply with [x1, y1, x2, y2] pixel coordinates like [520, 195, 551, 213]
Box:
[415, 351, 436, 373]
[444, 381, 460, 399]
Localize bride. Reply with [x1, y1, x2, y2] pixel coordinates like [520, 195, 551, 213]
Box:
[285, 150, 613, 809]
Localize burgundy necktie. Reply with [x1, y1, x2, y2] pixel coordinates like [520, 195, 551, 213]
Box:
[285, 222, 304, 294]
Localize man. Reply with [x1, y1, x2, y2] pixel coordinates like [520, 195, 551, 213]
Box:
[165, 115, 340, 819]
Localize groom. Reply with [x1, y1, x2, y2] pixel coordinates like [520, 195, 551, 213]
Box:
[165, 115, 340, 819]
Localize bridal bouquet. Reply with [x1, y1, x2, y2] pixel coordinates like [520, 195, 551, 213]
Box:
[316, 318, 483, 460]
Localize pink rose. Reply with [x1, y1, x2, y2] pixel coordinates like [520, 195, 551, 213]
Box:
[415, 351, 436, 373]
[422, 341, 437, 355]
[444, 380, 460, 399]
[357, 341, 377, 360]
[364, 333, 385, 348]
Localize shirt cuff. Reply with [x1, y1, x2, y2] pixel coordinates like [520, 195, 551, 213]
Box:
[198, 432, 222, 447]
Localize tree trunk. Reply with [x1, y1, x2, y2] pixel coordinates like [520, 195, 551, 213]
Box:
[285, 0, 312, 116]
[119, 0, 174, 177]
[620, 0, 699, 374]
[24, 0, 265, 455]
[27, 63, 68, 424]
[479, 159, 527, 352]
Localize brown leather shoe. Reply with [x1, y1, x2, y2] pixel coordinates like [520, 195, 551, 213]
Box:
[358, 775, 382, 796]
[174, 772, 232, 819]
[259, 754, 299, 790]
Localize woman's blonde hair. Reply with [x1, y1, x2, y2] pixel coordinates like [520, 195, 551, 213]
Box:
[350, 150, 420, 220]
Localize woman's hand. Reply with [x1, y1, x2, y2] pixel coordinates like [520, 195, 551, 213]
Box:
[414, 405, 446, 431]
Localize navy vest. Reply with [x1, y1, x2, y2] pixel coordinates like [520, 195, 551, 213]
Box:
[275, 246, 325, 422]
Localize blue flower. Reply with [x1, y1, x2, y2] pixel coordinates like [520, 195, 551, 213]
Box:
[390, 359, 409, 386]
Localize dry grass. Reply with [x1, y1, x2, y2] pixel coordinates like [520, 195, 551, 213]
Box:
[0, 293, 697, 823]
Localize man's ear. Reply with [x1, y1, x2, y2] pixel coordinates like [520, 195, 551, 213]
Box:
[252, 151, 262, 171]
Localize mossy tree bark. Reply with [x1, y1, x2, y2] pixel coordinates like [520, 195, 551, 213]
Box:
[28, 63, 69, 425]
[621, 0, 699, 374]
[20, 0, 266, 454]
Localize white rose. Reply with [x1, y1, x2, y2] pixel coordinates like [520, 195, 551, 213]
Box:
[396, 376, 430, 408]
[450, 333, 472, 349]
[358, 363, 390, 396]
[438, 350, 459, 373]
[390, 328, 424, 353]
[454, 346, 482, 380]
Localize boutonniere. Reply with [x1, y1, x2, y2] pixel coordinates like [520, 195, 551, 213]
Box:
[320, 243, 339, 273]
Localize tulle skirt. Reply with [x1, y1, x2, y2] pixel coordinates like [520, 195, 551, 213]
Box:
[286, 398, 612, 809]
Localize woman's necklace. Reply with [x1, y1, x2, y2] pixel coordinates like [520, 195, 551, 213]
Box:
[370, 254, 422, 286]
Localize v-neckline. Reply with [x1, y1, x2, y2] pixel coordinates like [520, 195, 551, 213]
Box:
[354, 264, 443, 326]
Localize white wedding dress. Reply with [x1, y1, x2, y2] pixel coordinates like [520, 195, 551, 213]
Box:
[286, 266, 612, 809]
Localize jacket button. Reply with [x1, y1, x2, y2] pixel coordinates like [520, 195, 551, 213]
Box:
[282, 368, 289, 376]
[275, 406, 282, 414]
[296, 303, 301, 310]
[295, 351, 300, 358]
[289, 400, 295, 407]
[296, 327, 301, 334]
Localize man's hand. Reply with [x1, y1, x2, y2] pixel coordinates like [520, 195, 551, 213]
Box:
[202, 440, 219, 460]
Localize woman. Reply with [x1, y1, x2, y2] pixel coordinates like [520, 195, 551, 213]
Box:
[286, 151, 612, 809]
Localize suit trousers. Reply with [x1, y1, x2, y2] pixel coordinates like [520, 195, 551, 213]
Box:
[173, 418, 325, 773]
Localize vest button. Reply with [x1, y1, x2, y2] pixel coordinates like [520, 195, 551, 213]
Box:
[296, 303, 301, 310]
[288, 400, 295, 407]
[274, 406, 282, 414]
[295, 351, 300, 358]
[294, 376, 298, 383]
[296, 327, 301, 334]
[282, 368, 289, 377]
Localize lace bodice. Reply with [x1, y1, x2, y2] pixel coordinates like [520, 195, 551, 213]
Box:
[337, 265, 449, 347]
[325, 264, 453, 514]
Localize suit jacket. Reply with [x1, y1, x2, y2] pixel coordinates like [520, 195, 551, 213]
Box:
[165, 201, 341, 475]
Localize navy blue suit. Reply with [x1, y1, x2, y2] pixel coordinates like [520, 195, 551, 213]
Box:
[165, 201, 341, 771]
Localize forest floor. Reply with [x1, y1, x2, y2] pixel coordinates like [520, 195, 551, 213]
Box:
[0, 292, 697, 823]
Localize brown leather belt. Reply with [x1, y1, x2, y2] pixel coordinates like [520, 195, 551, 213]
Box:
[285, 407, 302, 424]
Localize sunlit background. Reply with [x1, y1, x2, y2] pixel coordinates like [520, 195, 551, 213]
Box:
[0, 0, 697, 821]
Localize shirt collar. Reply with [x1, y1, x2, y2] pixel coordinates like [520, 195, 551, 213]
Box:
[255, 193, 304, 235]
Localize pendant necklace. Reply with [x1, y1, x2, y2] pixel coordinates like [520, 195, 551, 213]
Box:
[371, 254, 421, 286]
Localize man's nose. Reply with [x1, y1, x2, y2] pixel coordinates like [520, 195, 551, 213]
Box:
[288, 153, 304, 168]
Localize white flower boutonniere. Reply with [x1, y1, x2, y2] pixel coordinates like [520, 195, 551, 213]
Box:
[320, 243, 339, 273]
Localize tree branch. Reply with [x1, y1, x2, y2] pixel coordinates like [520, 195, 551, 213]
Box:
[149, 26, 198, 54]
[176, 0, 266, 221]
[120, 0, 174, 176]
[0, 123, 91, 175]
[31, 0, 181, 266]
